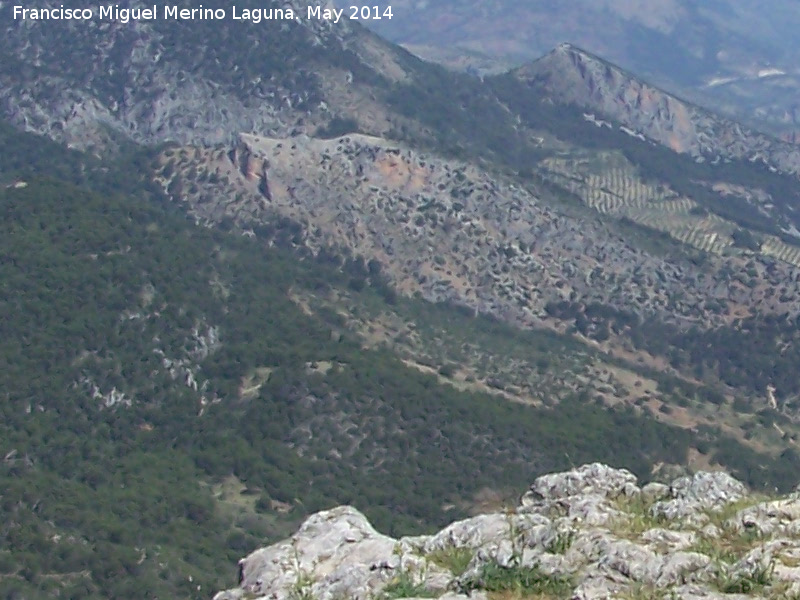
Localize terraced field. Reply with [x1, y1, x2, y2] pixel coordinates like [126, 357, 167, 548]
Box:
[538, 152, 800, 263]
[761, 237, 800, 266]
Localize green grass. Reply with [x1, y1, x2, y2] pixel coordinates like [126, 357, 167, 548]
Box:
[688, 536, 739, 565]
[460, 563, 573, 598]
[612, 496, 665, 537]
[380, 570, 436, 599]
[705, 496, 767, 529]
[696, 498, 768, 559]
[427, 547, 474, 577]
[716, 560, 774, 594]
[544, 530, 576, 555]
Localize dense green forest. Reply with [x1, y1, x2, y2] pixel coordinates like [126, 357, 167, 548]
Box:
[3, 121, 798, 598]
[544, 297, 800, 412]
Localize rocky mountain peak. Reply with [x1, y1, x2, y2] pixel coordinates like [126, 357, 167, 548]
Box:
[214, 463, 800, 599]
[515, 43, 703, 155]
[366, 1, 800, 138]
[513, 44, 800, 178]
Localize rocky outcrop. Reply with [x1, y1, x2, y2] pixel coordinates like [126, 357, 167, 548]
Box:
[652, 471, 748, 523]
[215, 463, 800, 599]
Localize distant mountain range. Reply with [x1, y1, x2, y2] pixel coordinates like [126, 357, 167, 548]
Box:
[6, 2, 800, 597]
[363, 0, 800, 140]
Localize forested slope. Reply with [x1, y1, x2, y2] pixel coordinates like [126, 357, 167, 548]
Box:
[3, 123, 777, 599]
[6, 11, 800, 598]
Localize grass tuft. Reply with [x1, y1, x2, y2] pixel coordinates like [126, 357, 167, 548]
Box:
[459, 563, 573, 598]
[426, 547, 474, 577]
[380, 570, 436, 599]
[716, 560, 774, 594]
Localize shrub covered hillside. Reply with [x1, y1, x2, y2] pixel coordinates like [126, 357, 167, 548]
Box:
[1, 125, 799, 598]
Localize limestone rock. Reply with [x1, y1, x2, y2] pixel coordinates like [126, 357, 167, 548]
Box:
[215, 464, 800, 600]
[522, 463, 640, 505]
[214, 506, 403, 600]
[652, 471, 748, 521]
[641, 528, 698, 552]
[641, 481, 671, 504]
[733, 499, 800, 536]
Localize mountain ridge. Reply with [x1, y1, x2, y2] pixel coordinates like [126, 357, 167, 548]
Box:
[513, 43, 800, 173]
[362, 0, 800, 139]
[0, 0, 419, 149]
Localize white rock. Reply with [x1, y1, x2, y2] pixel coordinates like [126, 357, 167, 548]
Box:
[521, 463, 640, 507]
[641, 481, 670, 503]
[652, 471, 747, 521]
[213, 464, 795, 600]
[214, 506, 400, 600]
[733, 498, 800, 536]
[641, 527, 697, 552]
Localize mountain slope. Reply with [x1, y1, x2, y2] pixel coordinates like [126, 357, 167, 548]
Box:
[156, 125, 800, 465]
[512, 44, 800, 173]
[0, 0, 537, 169]
[9, 8, 800, 599]
[8, 121, 774, 599]
[494, 43, 800, 250]
[6, 2, 800, 469]
[161, 131, 800, 331]
[20, 3, 793, 460]
[363, 0, 800, 138]
[0, 0, 407, 149]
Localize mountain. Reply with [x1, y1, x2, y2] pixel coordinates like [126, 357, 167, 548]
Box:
[215, 463, 800, 600]
[363, 0, 800, 139]
[512, 44, 800, 171]
[0, 0, 411, 149]
[5, 116, 761, 600]
[7, 3, 800, 598]
[0, 0, 534, 165]
[498, 43, 800, 245]
[151, 44, 800, 428]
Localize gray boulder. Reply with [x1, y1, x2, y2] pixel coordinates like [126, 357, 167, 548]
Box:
[214, 506, 408, 600]
[519, 463, 639, 527]
[652, 471, 747, 522]
[520, 463, 640, 507]
[733, 498, 800, 536]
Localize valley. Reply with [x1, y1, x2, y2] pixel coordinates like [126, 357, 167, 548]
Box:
[3, 2, 800, 598]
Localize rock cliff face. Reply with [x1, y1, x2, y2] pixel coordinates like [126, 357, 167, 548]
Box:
[514, 44, 800, 176]
[215, 463, 800, 600]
